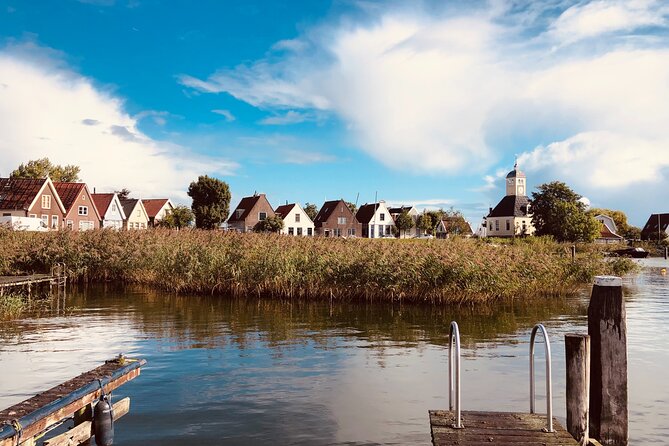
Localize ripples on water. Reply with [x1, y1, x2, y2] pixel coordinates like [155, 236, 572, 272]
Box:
[0, 258, 667, 445]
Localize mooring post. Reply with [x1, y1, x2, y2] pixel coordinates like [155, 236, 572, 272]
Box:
[664, 246, 668, 260]
[571, 245, 576, 262]
[588, 276, 627, 446]
[565, 334, 590, 445]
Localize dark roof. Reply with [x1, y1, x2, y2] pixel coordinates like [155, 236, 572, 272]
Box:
[228, 195, 263, 222]
[53, 182, 86, 212]
[488, 195, 531, 218]
[0, 177, 48, 210]
[92, 193, 115, 215]
[142, 199, 171, 218]
[641, 213, 669, 238]
[506, 162, 526, 179]
[356, 203, 381, 224]
[274, 203, 296, 218]
[388, 206, 414, 215]
[314, 199, 350, 225]
[119, 198, 140, 217]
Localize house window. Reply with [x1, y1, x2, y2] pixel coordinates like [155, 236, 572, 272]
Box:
[334, 228, 342, 237]
[380, 213, 385, 221]
[41, 215, 49, 226]
[288, 227, 294, 235]
[259, 212, 267, 221]
[385, 226, 391, 235]
[136, 209, 141, 217]
[337, 217, 347, 225]
[51, 215, 59, 229]
[29, 214, 37, 218]
[111, 203, 117, 212]
[79, 221, 93, 231]
[506, 220, 511, 231]
[495, 220, 499, 231]
[307, 228, 313, 236]
[295, 213, 300, 223]
[82, 194, 86, 201]
[297, 227, 303, 236]
[348, 228, 356, 236]
[2, 213, 10, 217]
[67, 220, 73, 230]
[41, 195, 51, 209]
[78, 206, 88, 216]
[140, 223, 145, 229]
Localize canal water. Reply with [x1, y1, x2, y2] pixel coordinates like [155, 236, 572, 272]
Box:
[0, 258, 667, 445]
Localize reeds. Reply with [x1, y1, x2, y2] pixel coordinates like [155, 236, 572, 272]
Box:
[0, 229, 636, 304]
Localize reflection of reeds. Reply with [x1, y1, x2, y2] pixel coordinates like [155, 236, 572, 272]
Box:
[0, 229, 636, 303]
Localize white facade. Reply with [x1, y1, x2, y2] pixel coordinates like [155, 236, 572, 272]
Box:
[277, 203, 315, 236]
[362, 202, 396, 238]
[595, 214, 617, 233]
[390, 206, 421, 238]
[102, 195, 126, 230]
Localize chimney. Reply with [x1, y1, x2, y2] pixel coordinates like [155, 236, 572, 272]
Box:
[94, 187, 96, 194]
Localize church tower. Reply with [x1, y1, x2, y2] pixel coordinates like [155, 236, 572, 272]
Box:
[505, 161, 527, 196]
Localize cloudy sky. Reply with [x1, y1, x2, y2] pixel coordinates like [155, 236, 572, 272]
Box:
[1, 0, 667, 225]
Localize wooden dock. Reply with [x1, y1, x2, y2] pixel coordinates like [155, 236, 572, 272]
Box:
[0, 264, 66, 297]
[430, 410, 578, 445]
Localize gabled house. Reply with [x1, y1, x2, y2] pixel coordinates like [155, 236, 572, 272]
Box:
[92, 193, 126, 230]
[54, 182, 101, 231]
[120, 198, 149, 230]
[436, 217, 474, 239]
[594, 214, 624, 244]
[0, 177, 66, 230]
[227, 193, 275, 233]
[274, 203, 314, 236]
[388, 205, 420, 238]
[641, 213, 669, 241]
[356, 201, 395, 238]
[313, 199, 361, 237]
[142, 199, 174, 227]
[485, 162, 535, 237]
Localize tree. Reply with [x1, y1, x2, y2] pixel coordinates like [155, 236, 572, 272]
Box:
[11, 158, 80, 182]
[160, 205, 194, 229]
[304, 202, 319, 221]
[115, 188, 131, 199]
[417, 212, 433, 235]
[395, 210, 415, 238]
[346, 201, 357, 215]
[187, 175, 231, 229]
[254, 215, 284, 233]
[531, 181, 600, 242]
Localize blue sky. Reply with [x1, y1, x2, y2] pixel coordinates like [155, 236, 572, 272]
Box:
[1, 0, 668, 226]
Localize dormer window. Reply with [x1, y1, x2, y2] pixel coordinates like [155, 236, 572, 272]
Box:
[42, 195, 51, 209]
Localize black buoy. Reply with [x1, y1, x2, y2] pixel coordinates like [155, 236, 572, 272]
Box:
[93, 393, 114, 446]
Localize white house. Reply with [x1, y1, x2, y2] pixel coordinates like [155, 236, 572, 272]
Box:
[142, 199, 174, 227]
[485, 162, 535, 237]
[594, 214, 624, 244]
[274, 203, 315, 236]
[388, 205, 420, 238]
[92, 193, 126, 230]
[356, 201, 396, 238]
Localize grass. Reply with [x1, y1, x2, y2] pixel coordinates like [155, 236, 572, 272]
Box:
[0, 293, 26, 320]
[0, 228, 637, 304]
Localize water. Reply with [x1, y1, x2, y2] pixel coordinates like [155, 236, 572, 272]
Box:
[0, 258, 667, 444]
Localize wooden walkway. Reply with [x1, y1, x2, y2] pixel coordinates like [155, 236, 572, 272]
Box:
[430, 410, 579, 445]
[0, 274, 55, 288]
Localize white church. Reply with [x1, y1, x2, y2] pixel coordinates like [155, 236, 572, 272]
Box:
[483, 162, 535, 237]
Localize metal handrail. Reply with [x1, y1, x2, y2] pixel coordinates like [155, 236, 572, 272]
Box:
[448, 321, 463, 429]
[529, 323, 554, 433]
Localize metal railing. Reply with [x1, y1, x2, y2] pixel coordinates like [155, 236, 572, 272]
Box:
[448, 321, 463, 429]
[529, 323, 554, 433]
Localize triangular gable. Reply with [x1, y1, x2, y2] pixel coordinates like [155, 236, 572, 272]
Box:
[27, 177, 67, 214]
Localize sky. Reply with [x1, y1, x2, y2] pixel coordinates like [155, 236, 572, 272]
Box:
[1, 0, 668, 226]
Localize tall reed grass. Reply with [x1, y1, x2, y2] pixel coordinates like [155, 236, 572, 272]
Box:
[0, 229, 636, 304]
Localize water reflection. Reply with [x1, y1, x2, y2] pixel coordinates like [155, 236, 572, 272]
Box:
[0, 259, 666, 445]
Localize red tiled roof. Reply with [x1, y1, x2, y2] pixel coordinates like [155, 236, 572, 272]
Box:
[141, 199, 170, 218]
[228, 195, 262, 222]
[91, 193, 115, 215]
[53, 182, 86, 212]
[0, 177, 47, 210]
[274, 203, 296, 218]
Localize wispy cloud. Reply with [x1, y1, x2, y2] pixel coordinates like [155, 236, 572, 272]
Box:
[279, 149, 335, 164]
[259, 110, 310, 125]
[211, 109, 235, 121]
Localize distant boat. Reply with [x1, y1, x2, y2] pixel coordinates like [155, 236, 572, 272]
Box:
[613, 247, 650, 258]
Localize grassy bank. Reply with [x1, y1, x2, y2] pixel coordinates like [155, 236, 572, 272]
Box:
[0, 229, 636, 304]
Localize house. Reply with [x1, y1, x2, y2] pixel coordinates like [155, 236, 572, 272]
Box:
[142, 199, 174, 227]
[436, 217, 474, 239]
[594, 214, 624, 244]
[641, 213, 669, 241]
[313, 199, 362, 237]
[274, 203, 315, 236]
[227, 193, 275, 233]
[388, 205, 420, 238]
[54, 182, 101, 231]
[485, 162, 535, 237]
[356, 201, 395, 238]
[0, 177, 66, 230]
[92, 193, 126, 230]
[120, 198, 149, 230]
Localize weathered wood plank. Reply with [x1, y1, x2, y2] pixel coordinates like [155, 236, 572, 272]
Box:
[566, 333, 590, 445]
[42, 398, 130, 446]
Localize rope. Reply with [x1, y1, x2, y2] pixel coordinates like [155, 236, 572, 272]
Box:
[3, 419, 23, 446]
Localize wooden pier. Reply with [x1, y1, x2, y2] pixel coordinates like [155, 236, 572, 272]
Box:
[0, 264, 66, 297]
[430, 410, 578, 445]
[0, 356, 145, 446]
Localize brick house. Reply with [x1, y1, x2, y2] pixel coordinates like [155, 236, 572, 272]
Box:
[0, 177, 66, 229]
[313, 199, 362, 237]
[227, 193, 275, 232]
[54, 182, 101, 231]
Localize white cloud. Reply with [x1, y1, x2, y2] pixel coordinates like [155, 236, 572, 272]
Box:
[259, 110, 310, 125]
[0, 43, 237, 202]
[211, 109, 236, 121]
[279, 149, 335, 164]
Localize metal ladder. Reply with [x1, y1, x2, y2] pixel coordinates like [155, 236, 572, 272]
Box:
[448, 321, 554, 432]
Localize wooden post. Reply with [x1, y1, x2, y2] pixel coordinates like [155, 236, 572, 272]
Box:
[664, 246, 668, 259]
[565, 334, 590, 445]
[73, 404, 92, 446]
[588, 276, 627, 446]
[571, 245, 576, 261]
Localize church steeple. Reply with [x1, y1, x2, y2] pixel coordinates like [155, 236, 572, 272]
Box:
[505, 161, 526, 196]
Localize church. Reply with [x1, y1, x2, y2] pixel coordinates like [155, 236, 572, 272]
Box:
[484, 163, 535, 237]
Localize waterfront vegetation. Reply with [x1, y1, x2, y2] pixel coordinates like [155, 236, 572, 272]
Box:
[0, 228, 636, 310]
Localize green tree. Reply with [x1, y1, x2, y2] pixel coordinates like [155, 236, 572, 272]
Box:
[254, 215, 284, 233]
[160, 205, 194, 229]
[417, 212, 433, 235]
[304, 202, 319, 221]
[11, 158, 81, 182]
[115, 188, 131, 199]
[187, 175, 231, 229]
[395, 210, 415, 238]
[346, 201, 358, 215]
[531, 181, 600, 242]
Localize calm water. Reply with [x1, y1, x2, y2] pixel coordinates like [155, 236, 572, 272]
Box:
[1, 258, 667, 445]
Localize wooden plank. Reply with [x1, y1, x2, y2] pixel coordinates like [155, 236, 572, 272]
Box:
[565, 334, 590, 445]
[42, 398, 130, 446]
[430, 410, 579, 446]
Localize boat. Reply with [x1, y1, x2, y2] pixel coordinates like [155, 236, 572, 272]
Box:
[613, 247, 650, 258]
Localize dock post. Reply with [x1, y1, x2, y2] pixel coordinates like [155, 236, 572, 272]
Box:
[565, 334, 590, 445]
[664, 246, 668, 259]
[73, 404, 93, 446]
[588, 276, 627, 445]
